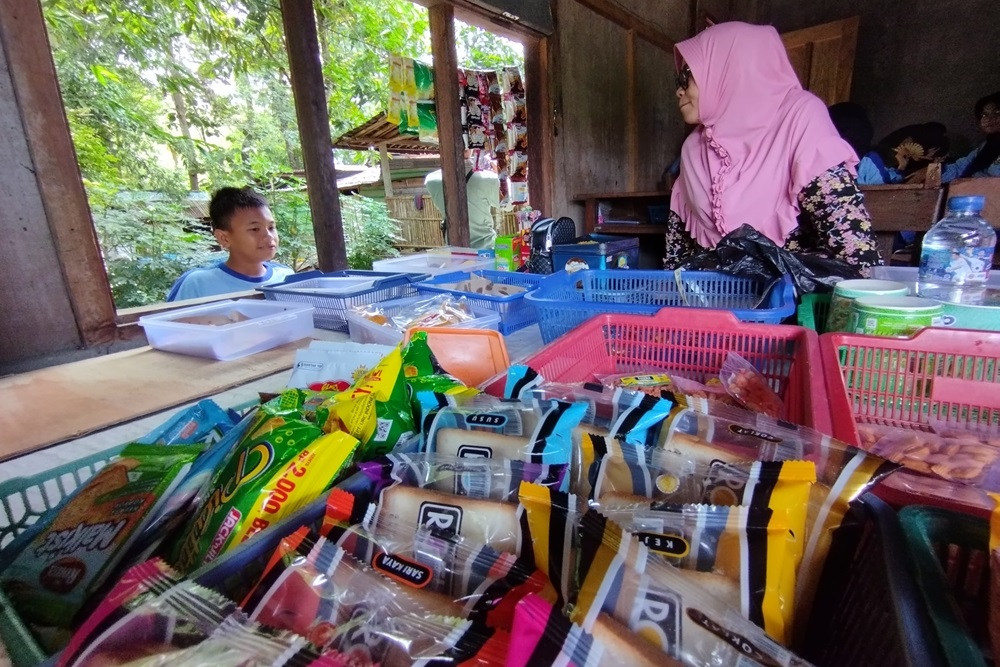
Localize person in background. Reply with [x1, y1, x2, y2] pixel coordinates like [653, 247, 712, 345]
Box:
[167, 187, 294, 301]
[870, 122, 949, 185]
[942, 91, 1000, 183]
[827, 101, 904, 186]
[424, 149, 500, 250]
[663, 22, 881, 273]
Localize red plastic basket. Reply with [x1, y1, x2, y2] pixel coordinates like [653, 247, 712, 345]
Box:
[821, 327, 1000, 516]
[505, 307, 830, 432]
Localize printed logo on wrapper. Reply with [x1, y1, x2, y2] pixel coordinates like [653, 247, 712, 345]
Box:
[457, 445, 493, 459]
[465, 413, 509, 428]
[702, 460, 748, 505]
[373, 552, 434, 588]
[636, 532, 690, 558]
[418, 501, 464, 537]
[630, 585, 682, 656]
[39, 557, 87, 594]
[728, 424, 783, 444]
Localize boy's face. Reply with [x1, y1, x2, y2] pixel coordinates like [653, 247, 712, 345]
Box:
[215, 205, 279, 264]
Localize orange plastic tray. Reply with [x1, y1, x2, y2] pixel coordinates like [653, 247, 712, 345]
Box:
[406, 327, 511, 387]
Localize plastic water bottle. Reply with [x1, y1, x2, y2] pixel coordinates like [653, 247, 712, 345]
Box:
[917, 195, 996, 303]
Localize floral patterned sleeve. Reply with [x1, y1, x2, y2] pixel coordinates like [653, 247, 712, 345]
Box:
[786, 163, 883, 274]
[662, 210, 702, 269]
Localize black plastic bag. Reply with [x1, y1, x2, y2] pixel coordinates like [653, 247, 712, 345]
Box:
[677, 224, 865, 294]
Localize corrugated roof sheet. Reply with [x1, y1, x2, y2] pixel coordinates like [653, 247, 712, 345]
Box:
[332, 113, 440, 154]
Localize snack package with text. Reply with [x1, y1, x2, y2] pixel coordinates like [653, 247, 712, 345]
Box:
[288, 341, 394, 391]
[169, 407, 358, 572]
[719, 352, 784, 418]
[137, 399, 237, 446]
[573, 514, 813, 667]
[590, 505, 793, 645]
[1, 443, 202, 634]
[320, 512, 546, 629]
[317, 346, 417, 458]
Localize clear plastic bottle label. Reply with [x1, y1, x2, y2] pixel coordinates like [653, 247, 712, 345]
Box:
[919, 245, 994, 284]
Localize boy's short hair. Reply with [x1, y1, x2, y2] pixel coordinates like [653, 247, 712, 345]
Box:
[209, 187, 269, 231]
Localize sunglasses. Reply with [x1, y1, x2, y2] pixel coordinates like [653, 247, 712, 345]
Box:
[676, 64, 692, 91]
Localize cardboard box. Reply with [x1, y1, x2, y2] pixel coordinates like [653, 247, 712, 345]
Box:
[494, 234, 523, 271]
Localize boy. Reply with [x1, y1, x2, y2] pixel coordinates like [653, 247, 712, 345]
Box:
[167, 187, 295, 301]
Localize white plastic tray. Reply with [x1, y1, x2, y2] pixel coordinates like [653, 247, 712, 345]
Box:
[373, 249, 493, 276]
[139, 300, 315, 360]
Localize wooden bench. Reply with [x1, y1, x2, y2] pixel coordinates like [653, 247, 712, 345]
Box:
[859, 163, 943, 265]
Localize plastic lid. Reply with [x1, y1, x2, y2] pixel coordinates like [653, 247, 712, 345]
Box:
[947, 195, 986, 212]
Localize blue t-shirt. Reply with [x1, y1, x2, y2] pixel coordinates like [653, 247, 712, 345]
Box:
[941, 143, 1000, 183]
[167, 261, 295, 302]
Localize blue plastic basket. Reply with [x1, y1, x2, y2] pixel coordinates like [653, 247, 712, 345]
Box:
[258, 270, 429, 332]
[413, 270, 545, 334]
[525, 270, 796, 343]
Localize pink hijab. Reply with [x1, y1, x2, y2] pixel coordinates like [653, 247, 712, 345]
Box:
[671, 22, 858, 248]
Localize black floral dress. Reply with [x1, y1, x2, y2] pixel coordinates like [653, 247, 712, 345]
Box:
[662, 163, 882, 274]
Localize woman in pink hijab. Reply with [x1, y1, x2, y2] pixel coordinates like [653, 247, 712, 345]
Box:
[663, 22, 881, 273]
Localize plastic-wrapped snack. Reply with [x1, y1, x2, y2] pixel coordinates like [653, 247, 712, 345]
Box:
[169, 407, 359, 572]
[59, 559, 182, 666]
[669, 375, 744, 411]
[426, 396, 587, 470]
[320, 512, 546, 629]
[62, 580, 235, 667]
[864, 423, 1000, 489]
[573, 514, 812, 667]
[400, 331, 480, 441]
[316, 346, 417, 459]
[663, 404, 898, 642]
[719, 352, 784, 419]
[365, 452, 568, 501]
[137, 399, 237, 446]
[596, 370, 680, 398]
[509, 592, 679, 667]
[517, 482, 580, 605]
[373, 483, 522, 554]
[1, 443, 203, 633]
[390, 294, 476, 330]
[288, 342, 394, 392]
[591, 505, 793, 645]
[242, 527, 463, 654]
[503, 365, 674, 447]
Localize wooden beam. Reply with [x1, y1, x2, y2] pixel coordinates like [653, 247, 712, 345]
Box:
[428, 3, 470, 248]
[0, 0, 117, 346]
[524, 35, 554, 221]
[571, 0, 675, 53]
[281, 0, 347, 271]
[379, 143, 394, 197]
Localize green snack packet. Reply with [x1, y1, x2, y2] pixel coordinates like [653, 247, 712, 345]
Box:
[169, 407, 358, 573]
[1, 443, 203, 630]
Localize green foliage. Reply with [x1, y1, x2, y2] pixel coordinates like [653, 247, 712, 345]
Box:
[341, 196, 401, 270]
[91, 194, 217, 308]
[41, 0, 522, 306]
[456, 22, 523, 70]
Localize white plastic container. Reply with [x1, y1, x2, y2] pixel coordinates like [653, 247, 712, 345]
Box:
[373, 249, 494, 276]
[346, 296, 501, 346]
[139, 300, 315, 360]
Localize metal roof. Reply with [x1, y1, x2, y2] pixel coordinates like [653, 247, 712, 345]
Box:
[332, 113, 440, 154]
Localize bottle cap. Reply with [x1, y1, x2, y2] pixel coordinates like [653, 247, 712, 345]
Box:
[947, 195, 986, 212]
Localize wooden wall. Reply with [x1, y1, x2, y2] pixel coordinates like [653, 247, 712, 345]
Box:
[547, 0, 689, 228]
[0, 26, 81, 362]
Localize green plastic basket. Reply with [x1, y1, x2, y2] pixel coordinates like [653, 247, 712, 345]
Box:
[898, 506, 990, 667]
[797, 292, 831, 333]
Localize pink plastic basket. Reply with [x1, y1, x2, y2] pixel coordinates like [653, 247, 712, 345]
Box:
[504, 307, 830, 432]
[821, 327, 1000, 516]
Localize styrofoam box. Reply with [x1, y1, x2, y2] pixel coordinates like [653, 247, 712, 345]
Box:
[346, 295, 500, 346]
[139, 300, 315, 360]
[373, 249, 494, 276]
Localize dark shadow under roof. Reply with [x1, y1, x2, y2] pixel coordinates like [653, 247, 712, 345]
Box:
[332, 113, 440, 154]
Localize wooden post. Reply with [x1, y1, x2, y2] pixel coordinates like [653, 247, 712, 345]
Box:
[379, 142, 394, 197]
[524, 35, 554, 219]
[281, 0, 347, 271]
[428, 3, 469, 248]
[0, 0, 117, 347]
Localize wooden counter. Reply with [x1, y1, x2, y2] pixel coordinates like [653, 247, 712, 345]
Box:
[0, 332, 344, 462]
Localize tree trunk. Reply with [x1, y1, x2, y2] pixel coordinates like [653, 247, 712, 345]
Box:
[170, 88, 200, 191]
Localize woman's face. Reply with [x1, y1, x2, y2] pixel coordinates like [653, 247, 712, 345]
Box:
[980, 102, 1000, 136]
[676, 64, 701, 125]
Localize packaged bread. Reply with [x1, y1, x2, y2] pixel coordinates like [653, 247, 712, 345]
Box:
[573, 513, 811, 667]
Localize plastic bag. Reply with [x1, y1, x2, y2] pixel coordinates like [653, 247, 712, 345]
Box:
[678, 223, 866, 293]
[719, 352, 785, 418]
